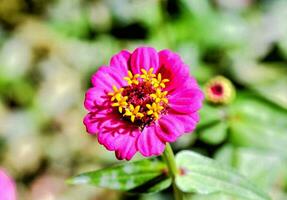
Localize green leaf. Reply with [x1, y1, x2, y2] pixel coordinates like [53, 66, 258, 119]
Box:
[175, 151, 271, 200]
[189, 192, 244, 200]
[214, 145, 235, 167]
[197, 103, 229, 129]
[230, 62, 287, 109]
[215, 145, 287, 190]
[199, 121, 228, 145]
[180, 0, 212, 17]
[229, 96, 287, 157]
[67, 158, 171, 193]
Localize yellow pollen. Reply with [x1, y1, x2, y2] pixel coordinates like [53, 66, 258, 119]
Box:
[124, 104, 144, 122]
[108, 68, 170, 124]
[141, 68, 156, 81]
[112, 95, 128, 113]
[124, 70, 140, 85]
[108, 85, 124, 101]
[152, 73, 169, 88]
[150, 89, 168, 104]
[146, 102, 164, 120]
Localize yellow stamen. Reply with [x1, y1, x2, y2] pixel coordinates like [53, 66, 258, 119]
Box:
[124, 70, 140, 85]
[124, 104, 144, 122]
[112, 95, 128, 113]
[141, 68, 156, 81]
[146, 102, 164, 120]
[108, 85, 124, 101]
[108, 68, 170, 123]
[150, 89, 168, 104]
[152, 73, 169, 88]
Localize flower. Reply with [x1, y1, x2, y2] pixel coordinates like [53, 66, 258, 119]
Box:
[84, 47, 204, 160]
[0, 168, 17, 200]
[204, 76, 236, 104]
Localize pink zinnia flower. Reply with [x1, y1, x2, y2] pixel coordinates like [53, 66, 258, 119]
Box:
[84, 47, 204, 160]
[0, 169, 17, 200]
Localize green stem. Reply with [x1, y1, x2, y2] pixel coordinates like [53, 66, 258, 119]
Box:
[162, 143, 183, 200]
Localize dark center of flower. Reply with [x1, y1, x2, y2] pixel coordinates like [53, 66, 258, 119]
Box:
[211, 84, 223, 96]
[108, 68, 170, 129]
[122, 81, 155, 106]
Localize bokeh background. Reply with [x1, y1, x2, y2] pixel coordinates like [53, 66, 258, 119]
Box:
[0, 0, 287, 199]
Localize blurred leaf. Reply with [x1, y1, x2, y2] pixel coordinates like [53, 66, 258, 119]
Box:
[175, 151, 271, 200]
[253, 78, 287, 110]
[139, 193, 168, 200]
[199, 121, 228, 145]
[198, 103, 227, 127]
[197, 103, 230, 145]
[48, 0, 90, 38]
[68, 158, 171, 193]
[229, 95, 287, 157]
[214, 145, 235, 166]
[215, 145, 287, 190]
[279, 35, 287, 58]
[230, 62, 287, 109]
[234, 148, 286, 190]
[109, 0, 162, 27]
[180, 0, 212, 17]
[178, 0, 247, 50]
[269, 189, 287, 200]
[0, 79, 35, 108]
[189, 192, 244, 200]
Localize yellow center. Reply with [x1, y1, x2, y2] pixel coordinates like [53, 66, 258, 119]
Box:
[108, 68, 169, 124]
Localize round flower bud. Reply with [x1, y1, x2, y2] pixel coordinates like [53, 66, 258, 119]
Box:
[204, 76, 236, 104]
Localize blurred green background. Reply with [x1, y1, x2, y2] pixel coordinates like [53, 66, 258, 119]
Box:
[0, 0, 286, 199]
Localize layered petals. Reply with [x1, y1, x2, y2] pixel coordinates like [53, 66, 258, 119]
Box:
[157, 111, 200, 142]
[115, 133, 139, 160]
[109, 50, 131, 77]
[84, 87, 109, 111]
[168, 88, 204, 114]
[91, 65, 126, 90]
[130, 47, 159, 74]
[137, 125, 165, 157]
[158, 49, 194, 93]
[83, 46, 204, 160]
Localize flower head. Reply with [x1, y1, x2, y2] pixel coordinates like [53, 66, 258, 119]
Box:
[204, 76, 236, 104]
[0, 169, 17, 200]
[84, 47, 204, 160]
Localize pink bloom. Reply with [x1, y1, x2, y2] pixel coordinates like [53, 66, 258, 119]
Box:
[0, 169, 17, 200]
[84, 47, 204, 160]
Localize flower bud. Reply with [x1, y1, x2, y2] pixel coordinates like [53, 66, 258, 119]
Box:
[204, 76, 236, 104]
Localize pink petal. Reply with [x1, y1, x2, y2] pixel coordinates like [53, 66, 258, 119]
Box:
[0, 169, 17, 200]
[83, 113, 99, 134]
[84, 87, 109, 111]
[115, 132, 139, 160]
[158, 49, 198, 94]
[168, 88, 204, 114]
[130, 47, 159, 74]
[110, 50, 131, 77]
[98, 132, 122, 151]
[91, 65, 126, 90]
[156, 116, 183, 142]
[165, 111, 199, 134]
[97, 122, 132, 150]
[83, 107, 115, 135]
[93, 112, 140, 160]
[137, 125, 166, 157]
[87, 64, 128, 111]
[156, 112, 199, 143]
